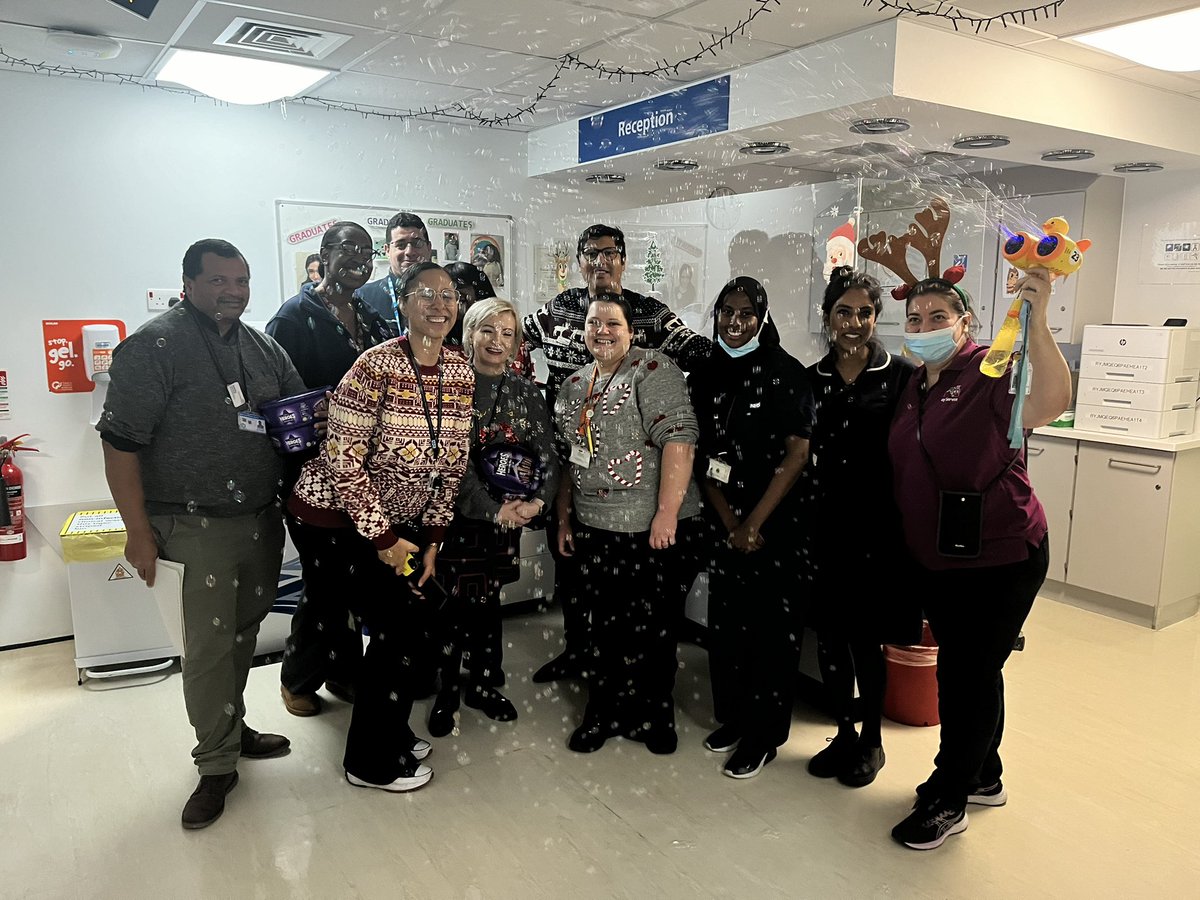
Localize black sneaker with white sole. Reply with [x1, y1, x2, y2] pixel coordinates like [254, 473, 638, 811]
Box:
[409, 738, 432, 761]
[891, 799, 968, 850]
[703, 724, 742, 753]
[345, 753, 433, 793]
[722, 744, 777, 779]
[968, 780, 1007, 806]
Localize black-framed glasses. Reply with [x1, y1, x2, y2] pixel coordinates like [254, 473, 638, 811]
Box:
[391, 238, 430, 251]
[405, 286, 461, 305]
[331, 241, 381, 259]
[581, 247, 622, 262]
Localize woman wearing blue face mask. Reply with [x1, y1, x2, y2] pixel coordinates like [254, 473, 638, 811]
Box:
[688, 277, 815, 779]
[887, 266, 1071, 851]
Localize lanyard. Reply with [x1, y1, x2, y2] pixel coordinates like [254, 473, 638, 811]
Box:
[576, 356, 625, 456]
[476, 374, 507, 449]
[384, 274, 405, 336]
[314, 286, 364, 351]
[187, 303, 251, 410]
[403, 338, 444, 457]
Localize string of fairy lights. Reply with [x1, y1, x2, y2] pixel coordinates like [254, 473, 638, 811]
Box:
[0, 0, 1067, 127]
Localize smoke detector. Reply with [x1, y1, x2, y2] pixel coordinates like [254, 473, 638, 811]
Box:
[45, 31, 123, 60]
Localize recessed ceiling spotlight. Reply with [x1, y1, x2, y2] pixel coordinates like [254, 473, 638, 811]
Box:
[738, 141, 791, 155]
[655, 159, 700, 171]
[586, 173, 626, 184]
[1041, 149, 1095, 162]
[1113, 162, 1164, 173]
[849, 117, 910, 135]
[952, 134, 1010, 150]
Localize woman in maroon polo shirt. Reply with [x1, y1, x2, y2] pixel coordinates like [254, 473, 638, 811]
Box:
[887, 266, 1071, 851]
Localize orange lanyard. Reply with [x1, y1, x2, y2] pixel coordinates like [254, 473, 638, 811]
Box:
[577, 358, 623, 456]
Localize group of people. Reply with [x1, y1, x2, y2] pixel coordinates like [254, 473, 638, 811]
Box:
[99, 214, 1070, 853]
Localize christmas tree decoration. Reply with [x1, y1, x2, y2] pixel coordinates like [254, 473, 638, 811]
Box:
[644, 241, 664, 291]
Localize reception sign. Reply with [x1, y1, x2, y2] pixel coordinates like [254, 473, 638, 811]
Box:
[578, 76, 730, 163]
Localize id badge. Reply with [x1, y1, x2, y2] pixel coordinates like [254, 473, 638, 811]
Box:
[706, 457, 732, 484]
[1008, 357, 1032, 396]
[227, 382, 247, 407]
[237, 411, 267, 434]
[569, 444, 592, 468]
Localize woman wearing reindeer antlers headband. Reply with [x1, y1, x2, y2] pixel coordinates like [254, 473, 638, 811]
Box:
[862, 198, 1072, 851]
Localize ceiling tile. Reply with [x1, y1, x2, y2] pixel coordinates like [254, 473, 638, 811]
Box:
[404, 0, 642, 57]
[0, 0, 192, 44]
[594, 20, 790, 84]
[461, 92, 604, 127]
[494, 60, 679, 110]
[305, 71, 479, 109]
[1110, 65, 1200, 94]
[0, 22, 163, 78]
[227, 0, 445, 32]
[1025, 38, 1138, 72]
[353, 33, 548, 90]
[664, 0, 907, 50]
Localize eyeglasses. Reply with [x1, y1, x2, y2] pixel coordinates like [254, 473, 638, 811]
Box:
[581, 247, 622, 263]
[405, 286, 461, 305]
[330, 241, 381, 259]
[391, 238, 430, 251]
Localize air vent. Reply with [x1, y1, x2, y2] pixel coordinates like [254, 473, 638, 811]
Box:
[213, 18, 351, 60]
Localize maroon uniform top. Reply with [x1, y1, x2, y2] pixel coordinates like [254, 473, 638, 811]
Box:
[889, 340, 1047, 570]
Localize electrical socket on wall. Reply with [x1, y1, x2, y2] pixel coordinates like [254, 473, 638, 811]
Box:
[147, 289, 180, 311]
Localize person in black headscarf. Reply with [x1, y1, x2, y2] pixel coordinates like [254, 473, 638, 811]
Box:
[687, 277, 815, 779]
[443, 262, 496, 347]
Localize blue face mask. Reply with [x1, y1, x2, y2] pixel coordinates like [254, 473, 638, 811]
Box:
[718, 334, 760, 357]
[904, 325, 961, 365]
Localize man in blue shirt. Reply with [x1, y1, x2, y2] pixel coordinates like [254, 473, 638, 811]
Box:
[354, 211, 431, 336]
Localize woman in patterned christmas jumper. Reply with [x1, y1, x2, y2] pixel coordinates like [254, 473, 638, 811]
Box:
[288, 261, 473, 793]
[554, 293, 702, 756]
[428, 298, 559, 737]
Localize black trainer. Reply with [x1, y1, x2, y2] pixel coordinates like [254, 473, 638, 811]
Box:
[891, 799, 969, 850]
[837, 743, 885, 788]
[968, 780, 1008, 806]
[703, 724, 742, 753]
[723, 744, 777, 779]
[806, 733, 857, 778]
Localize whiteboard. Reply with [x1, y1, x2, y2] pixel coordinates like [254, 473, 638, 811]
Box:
[274, 200, 515, 303]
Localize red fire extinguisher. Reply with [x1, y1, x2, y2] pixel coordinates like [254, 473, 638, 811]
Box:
[1, 434, 39, 562]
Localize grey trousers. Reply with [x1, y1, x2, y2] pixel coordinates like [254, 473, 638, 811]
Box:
[151, 508, 284, 775]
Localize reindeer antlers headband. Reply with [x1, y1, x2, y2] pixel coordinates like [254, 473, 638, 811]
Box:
[855, 197, 967, 303]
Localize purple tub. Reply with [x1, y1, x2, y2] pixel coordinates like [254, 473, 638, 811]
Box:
[260, 386, 331, 430]
[268, 423, 322, 455]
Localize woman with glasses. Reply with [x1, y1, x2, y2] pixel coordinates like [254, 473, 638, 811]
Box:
[687, 277, 814, 779]
[268, 222, 395, 718]
[428, 298, 559, 737]
[288, 261, 474, 793]
[886, 266, 1070, 850]
[554, 293, 702, 756]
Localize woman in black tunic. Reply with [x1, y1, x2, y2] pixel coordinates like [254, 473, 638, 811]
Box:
[688, 277, 814, 779]
[801, 266, 920, 787]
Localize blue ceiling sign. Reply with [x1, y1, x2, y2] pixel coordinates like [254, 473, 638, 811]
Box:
[578, 76, 730, 164]
[105, 0, 161, 19]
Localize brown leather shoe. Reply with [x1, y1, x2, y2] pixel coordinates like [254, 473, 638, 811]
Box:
[181, 772, 238, 830]
[240, 726, 291, 759]
[281, 685, 321, 717]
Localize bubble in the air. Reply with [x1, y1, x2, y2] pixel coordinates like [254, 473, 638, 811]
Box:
[223, 703, 235, 716]
[186, 500, 197, 513]
[211, 616, 220, 626]
[205, 574, 216, 588]
[155, 337, 167, 348]
[456, 752, 470, 766]
[255, 585, 264, 596]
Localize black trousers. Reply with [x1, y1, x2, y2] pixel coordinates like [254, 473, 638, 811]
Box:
[439, 525, 514, 690]
[574, 524, 692, 734]
[919, 537, 1049, 805]
[279, 514, 363, 695]
[545, 513, 590, 659]
[708, 542, 804, 748]
[289, 519, 441, 783]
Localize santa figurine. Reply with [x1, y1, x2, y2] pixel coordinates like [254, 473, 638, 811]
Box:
[823, 219, 856, 282]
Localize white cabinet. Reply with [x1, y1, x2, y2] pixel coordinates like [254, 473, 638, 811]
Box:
[1026, 435, 1076, 582]
[1026, 431, 1200, 629]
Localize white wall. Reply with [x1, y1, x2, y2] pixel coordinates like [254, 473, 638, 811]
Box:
[1114, 171, 1200, 325]
[0, 70, 604, 646]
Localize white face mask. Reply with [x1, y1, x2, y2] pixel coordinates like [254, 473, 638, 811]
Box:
[718, 333, 760, 357]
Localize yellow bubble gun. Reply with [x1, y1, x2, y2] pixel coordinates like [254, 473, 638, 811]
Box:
[1001, 216, 1092, 278]
[984, 216, 1093, 378]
